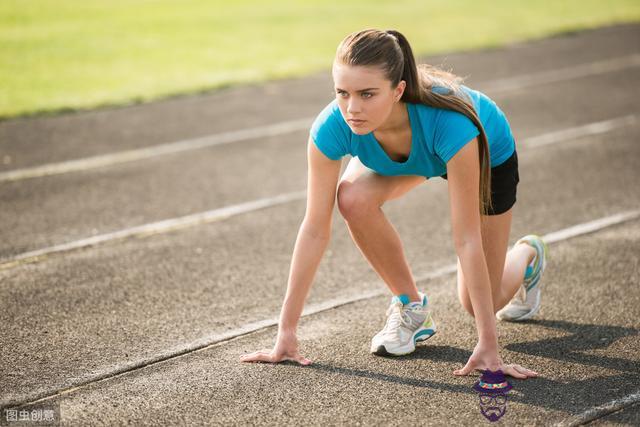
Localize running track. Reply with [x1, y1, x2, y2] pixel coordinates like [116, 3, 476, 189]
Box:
[1, 23, 639, 426]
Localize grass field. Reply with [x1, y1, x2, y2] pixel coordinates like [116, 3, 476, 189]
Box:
[1, 0, 639, 119]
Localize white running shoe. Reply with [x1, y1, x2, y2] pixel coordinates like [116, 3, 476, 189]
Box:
[370, 292, 437, 356]
[496, 234, 549, 322]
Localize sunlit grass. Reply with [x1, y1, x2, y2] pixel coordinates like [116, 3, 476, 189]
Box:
[1, 0, 639, 118]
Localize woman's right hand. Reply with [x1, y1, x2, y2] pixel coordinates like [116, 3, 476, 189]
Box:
[239, 330, 312, 365]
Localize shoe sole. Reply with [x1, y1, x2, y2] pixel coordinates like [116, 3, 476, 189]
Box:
[371, 329, 437, 356]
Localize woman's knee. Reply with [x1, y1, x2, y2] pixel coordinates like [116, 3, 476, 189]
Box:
[457, 269, 475, 317]
[459, 274, 507, 317]
[336, 181, 379, 220]
[458, 288, 475, 318]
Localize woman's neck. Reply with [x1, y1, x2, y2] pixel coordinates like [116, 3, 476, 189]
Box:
[375, 101, 410, 135]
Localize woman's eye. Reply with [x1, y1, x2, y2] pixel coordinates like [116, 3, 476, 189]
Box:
[335, 91, 372, 98]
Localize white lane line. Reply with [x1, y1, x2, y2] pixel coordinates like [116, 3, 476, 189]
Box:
[1, 114, 637, 271]
[418, 209, 640, 282]
[483, 53, 640, 95]
[554, 390, 640, 426]
[1, 53, 639, 183]
[4, 210, 639, 409]
[0, 190, 307, 271]
[543, 210, 640, 244]
[523, 115, 638, 148]
[0, 118, 313, 183]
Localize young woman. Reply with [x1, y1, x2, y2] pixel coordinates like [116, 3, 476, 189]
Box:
[240, 28, 548, 379]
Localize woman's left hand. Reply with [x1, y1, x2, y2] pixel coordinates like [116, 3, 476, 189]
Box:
[453, 340, 539, 378]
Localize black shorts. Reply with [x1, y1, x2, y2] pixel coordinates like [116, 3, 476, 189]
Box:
[439, 149, 519, 216]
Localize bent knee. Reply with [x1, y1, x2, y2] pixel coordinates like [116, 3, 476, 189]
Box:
[459, 295, 475, 318]
[336, 181, 379, 219]
[457, 279, 475, 318]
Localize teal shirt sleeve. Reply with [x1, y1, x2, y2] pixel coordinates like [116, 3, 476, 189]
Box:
[433, 109, 481, 164]
[309, 101, 350, 161]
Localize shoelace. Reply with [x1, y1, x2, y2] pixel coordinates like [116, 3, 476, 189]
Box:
[381, 301, 416, 337]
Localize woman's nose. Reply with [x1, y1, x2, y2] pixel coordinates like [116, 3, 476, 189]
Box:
[347, 100, 361, 114]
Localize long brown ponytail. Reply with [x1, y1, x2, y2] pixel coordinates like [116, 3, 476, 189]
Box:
[335, 29, 493, 216]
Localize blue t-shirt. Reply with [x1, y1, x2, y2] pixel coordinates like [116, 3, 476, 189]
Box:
[309, 85, 515, 178]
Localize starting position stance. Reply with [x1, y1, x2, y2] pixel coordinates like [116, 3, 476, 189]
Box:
[241, 28, 549, 379]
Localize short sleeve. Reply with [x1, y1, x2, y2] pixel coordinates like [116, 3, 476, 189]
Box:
[309, 101, 350, 161]
[433, 109, 480, 163]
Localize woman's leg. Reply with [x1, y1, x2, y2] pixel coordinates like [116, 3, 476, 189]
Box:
[336, 156, 427, 302]
[457, 206, 537, 316]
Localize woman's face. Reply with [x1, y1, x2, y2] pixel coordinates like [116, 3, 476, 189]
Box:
[332, 62, 405, 135]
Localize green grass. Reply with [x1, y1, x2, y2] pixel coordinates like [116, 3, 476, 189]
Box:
[1, 0, 639, 119]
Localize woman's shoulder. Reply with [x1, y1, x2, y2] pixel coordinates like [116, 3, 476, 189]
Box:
[412, 84, 496, 120]
[410, 96, 478, 144]
[460, 84, 499, 108]
[311, 99, 350, 132]
[309, 99, 352, 160]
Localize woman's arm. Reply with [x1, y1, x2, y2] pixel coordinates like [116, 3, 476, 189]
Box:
[445, 138, 498, 346]
[279, 136, 343, 332]
[446, 138, 537, 378]
[240, 136, 343, 364]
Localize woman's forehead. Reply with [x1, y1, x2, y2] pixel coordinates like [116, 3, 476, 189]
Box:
[332, 63, 388, 88]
